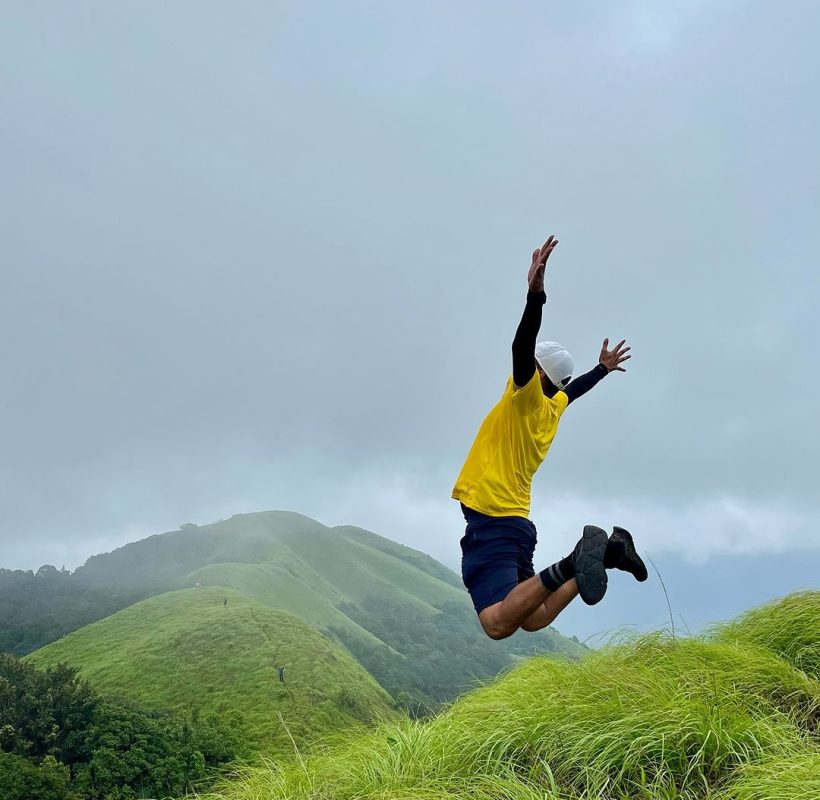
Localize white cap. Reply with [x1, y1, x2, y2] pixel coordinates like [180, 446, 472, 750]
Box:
[535, 341, 573, 388]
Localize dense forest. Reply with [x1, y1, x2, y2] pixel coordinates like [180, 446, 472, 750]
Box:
[0, 567, 147, 655]
[0, 654, 240, 800]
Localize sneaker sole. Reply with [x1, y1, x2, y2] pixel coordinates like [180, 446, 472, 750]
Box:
[576, 525, 609, 605]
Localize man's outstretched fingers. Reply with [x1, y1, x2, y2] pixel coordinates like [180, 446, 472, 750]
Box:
[615, 345, 632, 371]
[599, 337, 632, 372]
[542, 237, 558, 261]
[528, 235, 558, 292]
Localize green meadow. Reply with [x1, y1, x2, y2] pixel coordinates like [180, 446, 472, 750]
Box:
[199, 591, 820, 800]
[26, 587, 398, 754]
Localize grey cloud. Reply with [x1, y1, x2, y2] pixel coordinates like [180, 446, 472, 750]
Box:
[1, 1, 819, 594]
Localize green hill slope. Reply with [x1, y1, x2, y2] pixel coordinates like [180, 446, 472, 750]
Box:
[198, 591, 820, 800]
[4, 511, 586, 711]
[25, 587, 398, 754]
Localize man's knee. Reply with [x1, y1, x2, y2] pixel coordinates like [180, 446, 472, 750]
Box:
[478, 612, 516, 641]
[483, 624, 514, 641]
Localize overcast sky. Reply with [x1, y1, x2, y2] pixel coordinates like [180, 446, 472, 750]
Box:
[2, 1, 818, 639]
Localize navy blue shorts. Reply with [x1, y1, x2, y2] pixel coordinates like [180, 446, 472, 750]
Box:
[459, 503, 537, 614]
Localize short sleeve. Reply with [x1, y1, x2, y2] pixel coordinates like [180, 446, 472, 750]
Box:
[510, 371, 545, 416]
[551, 390, 569, 417]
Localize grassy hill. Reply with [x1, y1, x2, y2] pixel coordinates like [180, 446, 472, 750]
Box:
[25, 587, 398, 754]
[197, 591, 820, 800]
[4, 511, 586, 711]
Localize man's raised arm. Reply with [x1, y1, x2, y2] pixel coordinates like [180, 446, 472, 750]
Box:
[564, 338, 631, 403]
[512, 236, 558, 389]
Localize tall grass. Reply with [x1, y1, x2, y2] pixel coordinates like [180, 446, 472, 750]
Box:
[711, 590, 820, 679]
[200, 592, 820, 800]
[715, 751, 820, 800]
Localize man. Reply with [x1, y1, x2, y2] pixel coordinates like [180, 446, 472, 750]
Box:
[452, 235, 647, 641]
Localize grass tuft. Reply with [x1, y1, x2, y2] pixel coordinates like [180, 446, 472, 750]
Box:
[710, 590, 820, 679]
[715, 750, 820, 800]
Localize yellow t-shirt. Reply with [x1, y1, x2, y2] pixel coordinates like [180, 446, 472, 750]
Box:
[451, 371, 568, 518]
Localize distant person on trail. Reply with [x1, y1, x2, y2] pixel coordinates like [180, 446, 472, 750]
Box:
[452, 235, 648, 641]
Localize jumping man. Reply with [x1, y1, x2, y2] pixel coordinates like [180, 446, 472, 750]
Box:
[452, 236, 648, 640]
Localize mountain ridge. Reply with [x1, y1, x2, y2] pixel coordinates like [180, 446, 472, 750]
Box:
[3, 510, 586, 712]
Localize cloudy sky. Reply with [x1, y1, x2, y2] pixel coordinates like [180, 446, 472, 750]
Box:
[2, 1, 818, 639]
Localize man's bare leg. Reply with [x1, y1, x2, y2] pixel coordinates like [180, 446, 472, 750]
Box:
[520, 579, 579, 632]
[478, 575, 577, 640]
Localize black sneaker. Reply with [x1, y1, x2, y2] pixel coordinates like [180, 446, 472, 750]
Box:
[607, 526, 648, 582]
[572, 525, 609, 606]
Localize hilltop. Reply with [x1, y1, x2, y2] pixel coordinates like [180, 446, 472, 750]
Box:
[25, 587, 398, 754]
[3, 511, 586, 711]
[198, 591, 820, 800]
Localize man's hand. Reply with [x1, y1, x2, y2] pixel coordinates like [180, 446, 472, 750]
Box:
[599, 338, 631, 372]
[527, 235, 558, 293]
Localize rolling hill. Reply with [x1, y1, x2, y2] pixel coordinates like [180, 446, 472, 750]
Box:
[25, 587, 398, 754]
[4, 511, 586, 711]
